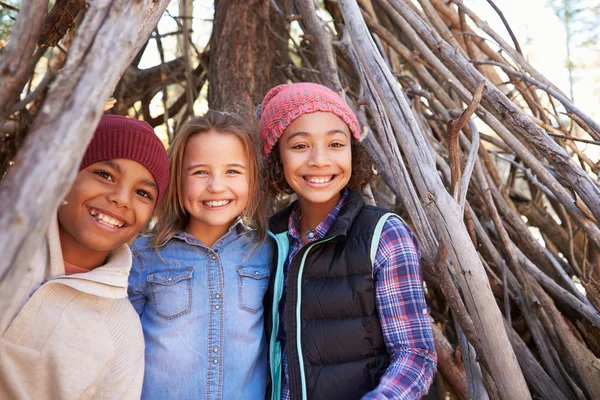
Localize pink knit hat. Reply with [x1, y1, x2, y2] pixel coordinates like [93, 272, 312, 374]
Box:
[258, 82, 361, 157]
[80, 115, 170, 204]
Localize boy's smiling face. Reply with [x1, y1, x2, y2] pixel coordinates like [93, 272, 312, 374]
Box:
[279, 112, 352, 210]
[57, 158, 158, 269]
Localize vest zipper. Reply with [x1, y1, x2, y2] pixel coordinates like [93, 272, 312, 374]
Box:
[294, 235, 338, 400]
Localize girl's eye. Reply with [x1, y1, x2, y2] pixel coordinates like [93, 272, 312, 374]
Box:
[136, 190, 153, 200]
[226, 169, 242, 174]
[95, 170, 114, 181]
[292, 143, 308, 150]
[330, 142, 345, 148]
[193, 170, 208, 175]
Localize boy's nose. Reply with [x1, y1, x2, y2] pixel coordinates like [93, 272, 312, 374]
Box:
[106, 187, 131, 209]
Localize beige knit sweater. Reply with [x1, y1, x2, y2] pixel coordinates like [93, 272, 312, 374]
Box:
[0, 216, 144, 400]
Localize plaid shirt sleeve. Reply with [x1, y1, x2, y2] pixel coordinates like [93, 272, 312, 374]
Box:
[362, 217, 437, 400]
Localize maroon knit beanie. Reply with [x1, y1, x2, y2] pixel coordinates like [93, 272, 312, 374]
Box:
[258, 82, 361, 157]
[80, 114, 170, 205]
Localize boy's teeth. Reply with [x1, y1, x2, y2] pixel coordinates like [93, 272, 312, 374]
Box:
[306, 176, 333, 184]
[89, 209, 124, 228]
[204, 200, 230, 207]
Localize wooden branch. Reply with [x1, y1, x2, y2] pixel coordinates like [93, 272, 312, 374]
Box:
[483, 0, 522, 55]
[38, 0, 85, 48]
[472, 60, 600, 140]
[345, 36, 439, 262]
[503, 318, 572, 400]
[0, 0, 168, 318]
[389, 0, 600, 226]
[532, 282, 600, 398]
[296, 0, 342, 93]
[455, 321, 490, 399]
[0, 0, 49, 120]
[458, 120, 479, 211]
[380, 0, 600, 249]
[338, 1, 530, 398]
[432, 322, 470, 400]
[0, 1, 19, 12]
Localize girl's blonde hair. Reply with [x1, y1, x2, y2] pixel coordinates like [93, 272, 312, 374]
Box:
[149, 110, 266, 249]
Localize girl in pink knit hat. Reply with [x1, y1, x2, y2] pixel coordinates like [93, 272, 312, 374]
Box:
[259, 82, 437, 400]
[0, 115, 169, 399]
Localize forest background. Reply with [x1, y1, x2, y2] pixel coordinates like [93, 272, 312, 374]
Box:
[1, 1, 600, 399]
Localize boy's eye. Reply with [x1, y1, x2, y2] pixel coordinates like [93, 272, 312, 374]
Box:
[136, 189, 153, 200]
[95, 170, 114, 181]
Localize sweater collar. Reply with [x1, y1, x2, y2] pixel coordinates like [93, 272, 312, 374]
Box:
[44, 215, 131, 299]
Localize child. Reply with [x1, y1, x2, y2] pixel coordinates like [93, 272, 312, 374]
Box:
[259, 82, 437, 400]
[128, 110, 273, 399]
[0, 115, 170, 399]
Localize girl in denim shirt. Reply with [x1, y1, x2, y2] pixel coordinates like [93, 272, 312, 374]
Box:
[128, 111, 272, 399]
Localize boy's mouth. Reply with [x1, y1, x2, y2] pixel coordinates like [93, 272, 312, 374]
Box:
[203, 199, 231, 208]
[304, 175, 334, 184]
[89, 207, 126, 229]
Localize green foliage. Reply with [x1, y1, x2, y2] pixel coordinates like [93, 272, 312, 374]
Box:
[548, 0, 600, 48]
[0, 1, 20, 44]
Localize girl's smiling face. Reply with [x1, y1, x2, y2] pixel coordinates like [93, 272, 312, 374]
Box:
[57, 158, 158, 269]
[182, 131, 250, 246]
[278, 112, 352, 210]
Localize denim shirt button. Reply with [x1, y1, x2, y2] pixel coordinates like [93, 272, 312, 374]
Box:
[211, 255, 217, 260]
[213, 347, 219, 352]
[215, 294, 221, 299]
[213, 359, 218, 364]
[215, 305, 220, 310]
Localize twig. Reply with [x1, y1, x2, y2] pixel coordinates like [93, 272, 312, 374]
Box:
[472, 60, 600, 140]
[459, 120, 480, 212]
[10, 71, 56, 113]
[0, 1, 19, 12]
[484, 0, 522, 55]
[545, 132, 600, 146]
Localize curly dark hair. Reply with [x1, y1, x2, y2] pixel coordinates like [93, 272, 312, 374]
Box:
[263, 137, 376, 198]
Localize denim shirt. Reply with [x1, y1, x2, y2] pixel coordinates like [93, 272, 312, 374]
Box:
[128, 222, 273, 399]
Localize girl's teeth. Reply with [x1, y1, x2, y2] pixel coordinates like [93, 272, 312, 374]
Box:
[307, 176, 332, 184]
[204, 200, 230, 207]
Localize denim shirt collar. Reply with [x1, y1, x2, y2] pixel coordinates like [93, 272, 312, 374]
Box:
[172, 218, 252, 248]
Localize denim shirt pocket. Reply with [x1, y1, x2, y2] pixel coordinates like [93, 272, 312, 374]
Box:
[147, 268, 193, 320]
[237, 265, 270, 314]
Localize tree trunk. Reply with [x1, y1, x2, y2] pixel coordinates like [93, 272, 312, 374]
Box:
[208, 0, 280, 114]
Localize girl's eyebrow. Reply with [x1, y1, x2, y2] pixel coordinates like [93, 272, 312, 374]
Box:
[186, 163, 206, 171]
[186, 163, 246, 171]
[226, 163, 247, 169]
[286, 129, 348, 141]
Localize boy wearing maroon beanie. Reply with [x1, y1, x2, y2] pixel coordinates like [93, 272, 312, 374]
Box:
[0, 115, 169, 399]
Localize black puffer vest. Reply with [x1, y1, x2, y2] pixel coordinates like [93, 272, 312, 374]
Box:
[266, 190, 390, 400]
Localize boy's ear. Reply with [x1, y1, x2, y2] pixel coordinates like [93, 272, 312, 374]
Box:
[103, 98, 117, 111]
